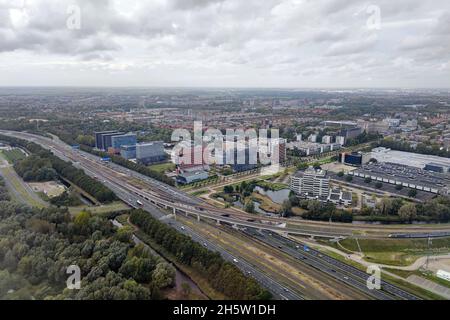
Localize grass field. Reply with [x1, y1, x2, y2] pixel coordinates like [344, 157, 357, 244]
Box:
[68, 201, 130, 216]
[337, 237, 450, 266]
[317, 248, 444, 300]
[148, 162, 176, 173]
[256, 180, 288, 191]
[252, 192, 281, 213]
[190, 189, 208, 196]
[0, 148, 26, 163]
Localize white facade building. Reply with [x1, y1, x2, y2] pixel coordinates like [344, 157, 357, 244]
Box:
[290, 167, 330, 200]
[335, 136, 346, 146]
[322, 135, 332, 144]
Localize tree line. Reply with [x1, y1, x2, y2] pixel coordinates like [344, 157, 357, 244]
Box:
[32, 118, 176, 186]
[82, 145, 175, 186]
[377, 138, 450, 158]
[0, 177, 10, 202]
[129, 209, 272, 300]
[0, 134, 116, 203]
[360, 196, 450, 223]
[0, 187, 174, 300]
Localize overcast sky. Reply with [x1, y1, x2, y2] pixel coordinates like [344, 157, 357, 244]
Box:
[1, 0, 449, 88]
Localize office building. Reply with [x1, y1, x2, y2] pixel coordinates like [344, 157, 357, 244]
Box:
[328, 188, 352, 207]
[219, 140, 258, 172]
[290, 167, 330, 200]
[308, 134, 318, 143]
[136, 142, 166, 165]
[269, 138, 287, 165]
[111, 133, 137, 152]
[95, 130, 119, 150]
[102, 132, 125, 150]
[322, 120, 357, 128]
[120, 145, 136, 160]
[383, 118, 401, 127]
[287, 141, 341, 156]
[339, 152, 370, 167]
[335, 136, 346, 145]
[322, 135, 332, 144]
[340, 127, 362, 140]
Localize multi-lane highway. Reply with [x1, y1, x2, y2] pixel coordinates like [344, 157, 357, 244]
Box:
[5, 130, 450, 240]
[244, 229, 420, 300]
[0, 130, 428, 300]
[0, 130, 303, 300]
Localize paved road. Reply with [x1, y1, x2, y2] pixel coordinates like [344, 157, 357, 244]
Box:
[5, 132, 302, 300]
[0, 130, 425, 300]
[0, 153, 47, 208]
[247, 229, 421, 300]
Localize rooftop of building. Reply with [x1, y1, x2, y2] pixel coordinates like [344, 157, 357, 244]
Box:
[370, 147, 450, 169]
[178, 170, 208, 178]
[293, 167, 328, 178]
[352, 162, 450, 190]
[136, 141, 164, 146]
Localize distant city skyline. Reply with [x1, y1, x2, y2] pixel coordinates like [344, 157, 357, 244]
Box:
[1, 0, 449, 88]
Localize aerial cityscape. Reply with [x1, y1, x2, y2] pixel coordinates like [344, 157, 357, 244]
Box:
[0, 0, 449, 312]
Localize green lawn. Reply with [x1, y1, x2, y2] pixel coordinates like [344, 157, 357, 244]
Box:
[337, 237, 450, 266]
[317, 247, 444, 300]
[1, 149, 26, 163]
[256, 180, 288, 191]
[68, 201, 130, 216]
[190, 189, 208, 196]
[148, 162, 176, 174]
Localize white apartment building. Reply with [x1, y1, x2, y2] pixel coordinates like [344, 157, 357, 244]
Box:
[290, 167, 330, 200]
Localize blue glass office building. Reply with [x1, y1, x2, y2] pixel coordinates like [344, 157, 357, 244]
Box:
[111, 134, 137, 150]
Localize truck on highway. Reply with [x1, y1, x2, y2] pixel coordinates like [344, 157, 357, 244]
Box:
[303, 245, 310, 252]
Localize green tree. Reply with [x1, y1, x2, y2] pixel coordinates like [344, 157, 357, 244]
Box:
[408, 189, 417, 198]
[398, 203, 417, 222]
[244, 200, 255, 213]
[152, 262, 175, 289]
[223, 185, 234, 194]
[279, 200, 292, 217]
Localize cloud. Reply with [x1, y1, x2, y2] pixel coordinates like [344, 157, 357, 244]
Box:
[0, 0, 449, 87]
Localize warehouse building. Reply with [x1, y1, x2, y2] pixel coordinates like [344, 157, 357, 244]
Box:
[370, 147, 450, 172]
[348, 162, 450, 195]
[176, 170, 209, 185]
